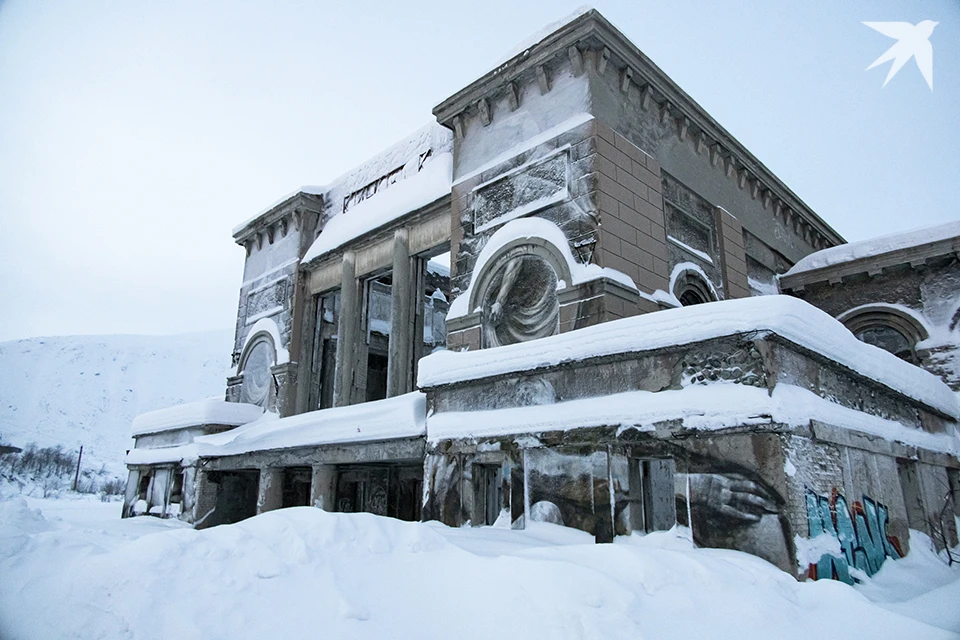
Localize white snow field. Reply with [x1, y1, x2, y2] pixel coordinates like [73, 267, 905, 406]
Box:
[1, 497, 958, 639]
[0, 331, 233, 475]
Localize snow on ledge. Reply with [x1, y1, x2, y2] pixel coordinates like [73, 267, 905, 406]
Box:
[302, 153, 452, 264]
[784, 221, 960, 278]
[232, 185, 325, 237]
[132, 399, 264, 437]
[453, 113, 594, 187]
[126, 444, 199, 466]
[427, 384, 960, 455]
[447, 217, 637, 320]
[192, 392, 426, 457]
[420, 295, 959, 418]
[668, 261, 717, 302]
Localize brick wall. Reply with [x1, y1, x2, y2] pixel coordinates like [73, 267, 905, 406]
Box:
[594, 120, 670, 297]
[715, 207, 751, 298]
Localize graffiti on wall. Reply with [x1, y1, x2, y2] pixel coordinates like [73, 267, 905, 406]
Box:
[805, 489, 902, 584]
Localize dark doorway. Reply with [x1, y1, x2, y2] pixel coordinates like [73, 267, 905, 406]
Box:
[476, 465, 504, 525]
[282, 467, 312, 508]
[336, 464, 422, 522]
[209, 470, 260, 527]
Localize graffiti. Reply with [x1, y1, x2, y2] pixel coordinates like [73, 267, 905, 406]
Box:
[805, 489, 902, 584]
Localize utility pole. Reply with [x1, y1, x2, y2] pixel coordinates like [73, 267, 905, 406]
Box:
[72, 445, 83, 491]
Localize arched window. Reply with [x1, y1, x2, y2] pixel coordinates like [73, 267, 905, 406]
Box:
[239, 333, 276, 407]
[672, 268, 717, 307]
[837, 305, 929, 365]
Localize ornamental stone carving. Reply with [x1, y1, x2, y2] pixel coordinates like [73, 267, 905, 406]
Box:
[480, 247, 560, 348]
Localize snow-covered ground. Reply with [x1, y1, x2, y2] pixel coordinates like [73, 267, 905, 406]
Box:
[1, 497, 958, 639]
[0, 331, 232, 475]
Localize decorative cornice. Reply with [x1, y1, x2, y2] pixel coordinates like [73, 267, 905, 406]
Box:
[432, 9, 845, 249]
[233, 192, 323, 247]
[779, 235, 960, 292]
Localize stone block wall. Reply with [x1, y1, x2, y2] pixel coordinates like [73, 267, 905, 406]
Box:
[593, 120, 669, 302]
[449, 117, 600, 299]
[715, 207, 750, 298]
[783, 254, 960, 391]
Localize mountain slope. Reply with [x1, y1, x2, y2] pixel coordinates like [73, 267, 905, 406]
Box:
[0, 331, 232, 474]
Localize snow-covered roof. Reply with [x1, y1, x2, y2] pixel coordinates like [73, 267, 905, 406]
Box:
[492, 6, 592, 67]
[131, 400, 264, 437]
[232, 186, 325, 237]
[428, 383, 960, 455]
[784, 221, 960, 278]
[302, 152, 452, 264]
[420, 295, 959, 418]
[193, 392, 426, 457]
[233, 121, 452, 242]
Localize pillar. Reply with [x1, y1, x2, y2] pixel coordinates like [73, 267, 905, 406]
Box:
[257, 468, 283, 514]
[714, 206, 750, 299]
[334, 251, 360, 407]
[122, 468, 140, 518]
[387, 228, 412, 397]
[294, 288, 317, 415]
[310, 464, 337, 511]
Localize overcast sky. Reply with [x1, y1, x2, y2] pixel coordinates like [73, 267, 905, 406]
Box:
[0, 0, 957, 342]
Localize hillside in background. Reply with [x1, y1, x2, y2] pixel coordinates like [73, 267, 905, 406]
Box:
[0, 331, 233, 475]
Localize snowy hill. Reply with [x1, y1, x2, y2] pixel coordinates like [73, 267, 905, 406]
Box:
[0, 331, 233, 474]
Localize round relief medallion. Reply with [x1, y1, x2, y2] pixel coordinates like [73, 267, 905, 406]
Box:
[240, 337, 275, 407]
[481, 250, 559, 347]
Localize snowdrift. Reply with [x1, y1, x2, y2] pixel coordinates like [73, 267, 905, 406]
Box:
[1, 498, 958, 639]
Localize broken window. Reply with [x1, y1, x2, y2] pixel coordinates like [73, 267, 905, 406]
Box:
[170, 470, 184, 504]
[855, 325, 916, 363]
[311, 291, 340, 410]
[363, 274, 393, 402]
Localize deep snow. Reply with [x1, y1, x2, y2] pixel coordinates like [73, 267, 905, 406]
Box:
[0, 497, 957, 639]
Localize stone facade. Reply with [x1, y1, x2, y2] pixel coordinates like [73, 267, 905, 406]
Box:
[780, 227, 960, 391]
[125, 9, 959, 584]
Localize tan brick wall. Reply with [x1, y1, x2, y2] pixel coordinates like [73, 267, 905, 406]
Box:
[715, 207, 751, 298]
[594, 120, 670, 297]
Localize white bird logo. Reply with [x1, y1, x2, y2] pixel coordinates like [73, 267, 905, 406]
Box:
[863, 21, 937, 90]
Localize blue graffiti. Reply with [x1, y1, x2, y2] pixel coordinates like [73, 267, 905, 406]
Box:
[805, 489, 902, 584]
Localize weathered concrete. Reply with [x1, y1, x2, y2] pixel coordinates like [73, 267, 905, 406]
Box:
[257, 468, 283, 514]
[334, 251, 359, 407]
[388, 228, 413, 397]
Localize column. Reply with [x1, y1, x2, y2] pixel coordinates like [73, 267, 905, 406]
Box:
[257, 468, 283, 514]
[310, 464, 337, 511]
[334, 251, 360, 407]
[714, 206, 750, 299]
[293, 287, 317, 415]
[387, 228, 412, 397]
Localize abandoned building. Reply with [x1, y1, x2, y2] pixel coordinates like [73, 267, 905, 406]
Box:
[124, 9, 960, 582]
